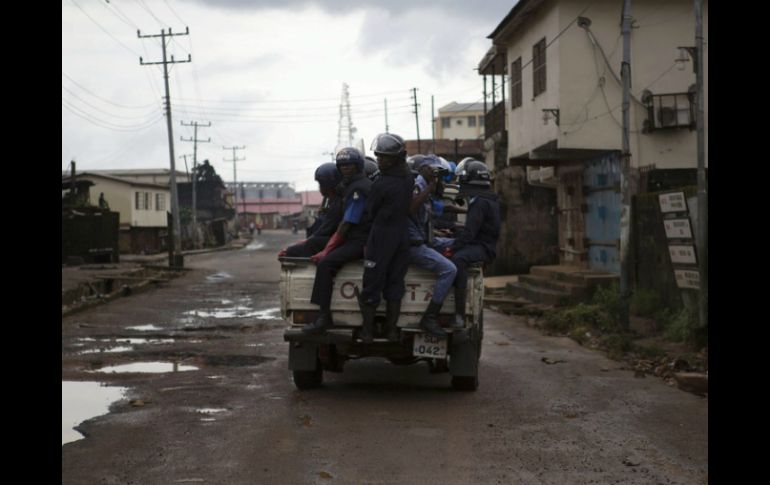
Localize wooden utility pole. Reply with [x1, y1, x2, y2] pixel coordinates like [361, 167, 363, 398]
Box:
[181, 120, 211, 249]
[224, 145, 246, 231]
[412, 88, 421, 153]
[694, 0, 707, 328]
[139, 27, 191, 268]
[619, 0, 633, 328]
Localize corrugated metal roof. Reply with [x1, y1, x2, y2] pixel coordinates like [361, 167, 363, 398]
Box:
[61, 172, 169, 190]
[438, 102, 485, 113]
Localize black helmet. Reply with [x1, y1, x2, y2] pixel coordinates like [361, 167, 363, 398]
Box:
[457, 159, 491, 187]
[364, 156, 380, 181]
[413, 154, 442, 173]
[406, 154, 424, 175]
[315, 162, 343, 191]
[371, 133, 406, 157]
[335, 147, 364, 171]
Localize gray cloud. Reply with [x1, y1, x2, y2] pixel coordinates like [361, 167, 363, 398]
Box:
[181, 0, 514, 25]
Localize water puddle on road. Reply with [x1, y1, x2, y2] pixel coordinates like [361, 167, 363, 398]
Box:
[62, 381, 127, 445]
[205, 272, 233, 283]
[245, 241, 266, 251]
[89, 362, 199, 374]
[183, 307, 280, 320]
[78, 346, 134, 355]
[125, 324, 164, 331]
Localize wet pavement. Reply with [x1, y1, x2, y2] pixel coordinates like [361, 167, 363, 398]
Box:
[62, 229, 708, 485]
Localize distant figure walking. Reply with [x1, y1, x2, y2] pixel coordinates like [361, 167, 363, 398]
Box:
[98, 192, 109, 209]
[249, 221, 255, 235]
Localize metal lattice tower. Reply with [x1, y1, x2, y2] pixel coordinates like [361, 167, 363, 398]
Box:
[336, 83, 357, 151]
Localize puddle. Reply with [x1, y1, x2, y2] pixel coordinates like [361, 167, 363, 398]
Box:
[62, 381, 127, 445]
[183, 307, 281, 320]
[205, 272, 233, 282]
[77, 337, 175, 345]
[126, 324, 163, 331]
[78, 346, 133, 355]
[245, 241, 266, 251]
[195, 408, 228, 414]
[89, 362, 199, 374]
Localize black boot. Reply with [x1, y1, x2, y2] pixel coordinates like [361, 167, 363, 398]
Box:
[302, 310, 333, 334]
[419, 300, 448, 337]
[452, 288, 467, 329]
[358, 299, 376, 344]
[384, 300, 401, 342]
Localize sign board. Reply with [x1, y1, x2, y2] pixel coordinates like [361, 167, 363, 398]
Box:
[663, 218, 693, 239]
[668, 244, 697, 265]
[674, 269, 700, 290]
[659, 192, 688, 213]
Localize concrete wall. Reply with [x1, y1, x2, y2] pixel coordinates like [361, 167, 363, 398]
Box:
[502, 0, 708, 169]
[490, 166, 560, 275]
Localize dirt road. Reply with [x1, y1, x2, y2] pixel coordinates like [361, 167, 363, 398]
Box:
[62, 230, 707, 485]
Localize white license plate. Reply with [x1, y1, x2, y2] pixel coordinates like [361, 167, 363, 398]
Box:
[412, 333, 448, 358]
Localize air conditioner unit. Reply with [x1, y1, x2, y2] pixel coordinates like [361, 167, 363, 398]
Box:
[643, 91, 694, 132]
[657, 106, 678, 127]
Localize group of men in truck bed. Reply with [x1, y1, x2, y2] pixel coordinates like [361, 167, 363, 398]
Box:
[278, 132, 501, 343]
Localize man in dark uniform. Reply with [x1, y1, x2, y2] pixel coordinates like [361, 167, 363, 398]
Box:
[278, 162, 343, 258]
[357, 133, 414, 343]
[301, 148, 372, 334]
[437, 159, 501, 329]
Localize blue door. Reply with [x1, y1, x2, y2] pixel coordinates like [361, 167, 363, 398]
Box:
[583, 153, 621, 274]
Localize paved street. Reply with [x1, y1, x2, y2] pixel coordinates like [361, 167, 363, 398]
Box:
[62, 230, 707, 485]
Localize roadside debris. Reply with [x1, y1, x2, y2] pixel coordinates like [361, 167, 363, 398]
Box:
[541, 357, 566, 365]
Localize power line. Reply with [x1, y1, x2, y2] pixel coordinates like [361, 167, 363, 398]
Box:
[62, 99, 164, 131]
[62, 86, 162, 120]
[68, 0, 142, 58]
[62, 72, 160, 110]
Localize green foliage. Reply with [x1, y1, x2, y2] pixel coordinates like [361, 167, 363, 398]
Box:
[661, 304, 699, 344]
[630, 289, 662, 318]
[591, 283, 623, 324]
[601, 333, 633, 360]
[544, 303, 609, 334]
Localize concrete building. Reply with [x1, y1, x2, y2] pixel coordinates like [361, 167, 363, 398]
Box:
[434, 102, 486, 140]
[226, 182, 303, 229]
[479, 0, 707, 274]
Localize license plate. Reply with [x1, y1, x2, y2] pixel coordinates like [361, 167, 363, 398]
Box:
[412, 333, 447, 358]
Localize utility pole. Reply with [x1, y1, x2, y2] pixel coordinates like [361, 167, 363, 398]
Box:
[619, 0, 633, 328]
[224, 145, 246, 232]
[431, 95, 435, 153]
[412, 88, 421, 153]
[694, 0, 707, 328]
[179, 154, 191, 181]
[139, 27, 191, 268]
[384, 98, 389, 133]
[181, 120, 211, 249]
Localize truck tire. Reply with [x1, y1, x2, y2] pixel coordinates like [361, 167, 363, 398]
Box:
[292, 360, 323, 390]
[451, 374, 478, 391]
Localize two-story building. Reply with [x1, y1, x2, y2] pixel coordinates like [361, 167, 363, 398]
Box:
[226, 182, 303, 229]
[480, 0, 707, 274]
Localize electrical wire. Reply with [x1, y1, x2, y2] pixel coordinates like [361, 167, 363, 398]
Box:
[63, 100, 164, 132]
[68, 0, 142, 58]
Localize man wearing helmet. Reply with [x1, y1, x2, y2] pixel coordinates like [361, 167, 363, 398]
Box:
[355, 132, 415, 343]
[407, 154, 461, 337]
[437, 159, 501, 329]
[278, 162, 344, 258]
[364, 156, 380, 182]
[301, 147, 373, 335]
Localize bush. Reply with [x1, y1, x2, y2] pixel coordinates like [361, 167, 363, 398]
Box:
[591, 283, 623, 326]
[661, 304, 701, 345]
[630, 289, 662, 318]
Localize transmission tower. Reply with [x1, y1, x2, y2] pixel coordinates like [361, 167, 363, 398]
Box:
[335, 83, 357, 152]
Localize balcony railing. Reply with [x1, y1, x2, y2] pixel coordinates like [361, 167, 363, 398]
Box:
[484, 101, 506, 139]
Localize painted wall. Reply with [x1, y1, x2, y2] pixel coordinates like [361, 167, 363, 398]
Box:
[85, 177, 169, 228]
[502, 0, 708, 169]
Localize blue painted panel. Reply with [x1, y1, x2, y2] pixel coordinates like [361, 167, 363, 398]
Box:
[584, 154, 621, 274]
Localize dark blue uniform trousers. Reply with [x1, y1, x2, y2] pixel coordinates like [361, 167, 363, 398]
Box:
[450, 245, 490, 289]
[310, 238, 366, 310]
[359, 229, 411, 306]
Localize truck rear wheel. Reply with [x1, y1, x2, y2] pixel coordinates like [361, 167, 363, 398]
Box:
[292, 360, 323, 390]
[451, 374, 478, 391]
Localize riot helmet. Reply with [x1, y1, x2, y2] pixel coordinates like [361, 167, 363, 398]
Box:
[371, 133, 406, 157]
[314, 162, 343, 191]
[364, 156, 380, 181]
[457, 159, 491, 187]
[412, 154, 442, 173]
[335, 147, 364, 171]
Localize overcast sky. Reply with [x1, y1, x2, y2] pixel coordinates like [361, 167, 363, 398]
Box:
[62, 0, 514, 192]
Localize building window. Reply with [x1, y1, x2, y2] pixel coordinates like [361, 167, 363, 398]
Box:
[511, 56, 523, 109]
[276, 189, 282, 199]
[479, 116, 484, 126]
[533, 38, 546, 97]
[441, 117, 451, 128]
[155, 193, 166, 211]
[456, 119, 463, 125]
[468, 116, 476, 127]
[135, 191, 149, 210]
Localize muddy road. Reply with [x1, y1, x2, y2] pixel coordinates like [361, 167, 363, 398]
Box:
[62, 229, 707, 485]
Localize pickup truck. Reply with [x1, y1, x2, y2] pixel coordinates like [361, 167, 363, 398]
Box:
[280, 257, 484, 391]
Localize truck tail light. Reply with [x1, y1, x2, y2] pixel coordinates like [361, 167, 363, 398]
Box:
[292, 311, 318, 324]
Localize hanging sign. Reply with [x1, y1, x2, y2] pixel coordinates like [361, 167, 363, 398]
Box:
[668, 244, 697, 265]
[663, 218, 693, 239]
[674, 269, 700, 290]
[659, 191, 688, 213]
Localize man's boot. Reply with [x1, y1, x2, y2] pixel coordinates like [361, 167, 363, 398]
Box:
[419, 300, 448, 337]
[358, 299, 376, 344]
[452, 288, 467, 329]
[384, 300, 402, 342]
[302, 310, 333, 334]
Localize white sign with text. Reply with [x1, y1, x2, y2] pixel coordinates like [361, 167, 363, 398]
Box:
[668, 244, 697, 265]
[659, 192, 688, 213]
[663, 218, 693, 239]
